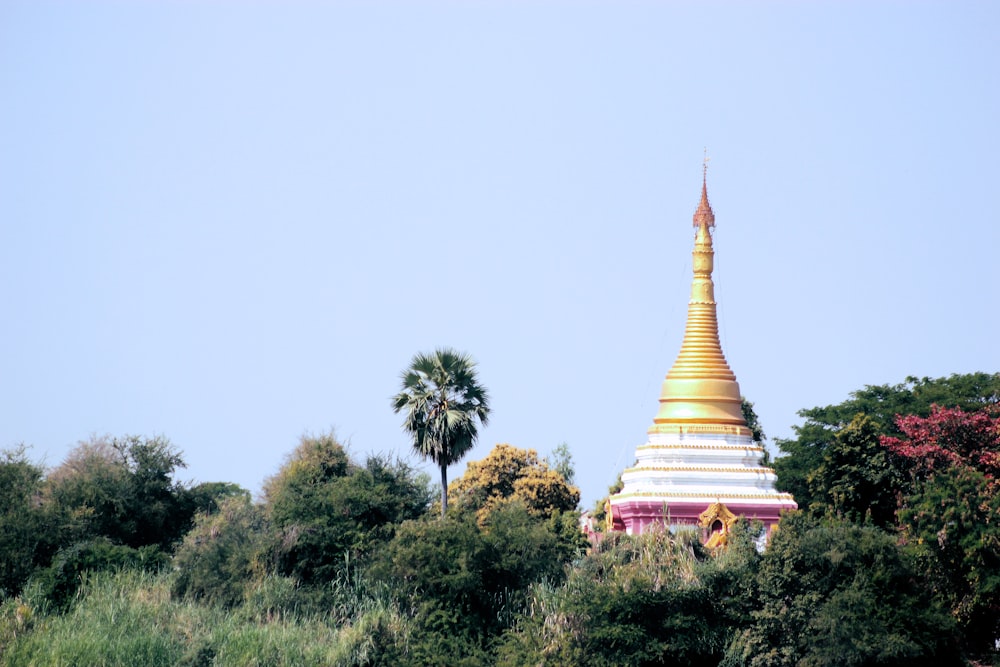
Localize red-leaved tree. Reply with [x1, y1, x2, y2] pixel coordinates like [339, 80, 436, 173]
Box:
[880, 404, 1000, 483]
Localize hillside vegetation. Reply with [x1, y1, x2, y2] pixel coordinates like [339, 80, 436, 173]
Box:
[1, 372, 998, 666]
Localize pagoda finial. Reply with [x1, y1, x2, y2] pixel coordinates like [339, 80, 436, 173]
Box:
[649, 166, 744, 433]
[694, 152, 715, 229]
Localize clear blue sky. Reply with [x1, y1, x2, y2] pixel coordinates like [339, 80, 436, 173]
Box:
[2, 1, 998, 507]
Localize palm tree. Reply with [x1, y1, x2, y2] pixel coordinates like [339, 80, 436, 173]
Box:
[392, 348, 490, 518]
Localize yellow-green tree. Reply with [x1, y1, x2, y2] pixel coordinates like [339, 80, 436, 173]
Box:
[449, 443, 579, 522]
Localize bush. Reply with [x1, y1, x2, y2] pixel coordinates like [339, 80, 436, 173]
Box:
[44, 435, 199, 552]
[0, 447, 46, 598]
[263, 433, 431, 586]
[723, 512, 960, 667]
[499, 527, 739, 667]
[371, 500, 584, 661]
[171, 495, 268, 608]
[30, 538, 168, 611]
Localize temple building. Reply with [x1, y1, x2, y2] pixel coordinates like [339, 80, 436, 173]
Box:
[607, 173, 796, 543]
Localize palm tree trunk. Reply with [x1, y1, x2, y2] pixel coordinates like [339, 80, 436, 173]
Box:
[440, 461, 448, 519]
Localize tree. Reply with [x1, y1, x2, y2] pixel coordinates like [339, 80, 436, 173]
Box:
[499, 525, 754, 667]
[31, 538, 168, 611]
[392, 348, 490, 518]
[0, 446, 47, 597]
[371, 501, 579, 660]
[263, 432, 431, 585]
[449, 443, 580, 523]
[898, 467, 1000, 660]
[111, 435, 192, 549]
[805, 415, 905, 527]
[741, 397, 766, 448]
[881, 404, 1000, 483]
[43, 435, 197, 551]
[723, 513, 959, 667]
[881, 405, 1000, 659]
[172, 494, 269, 608]
[42, 437, 131, 548]
[547, 442, 576, 485]
[773, 373, 1000, 510]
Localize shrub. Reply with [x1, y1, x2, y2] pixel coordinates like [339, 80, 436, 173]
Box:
[171, 495, 268, 608]
[30, 538, 168, 611]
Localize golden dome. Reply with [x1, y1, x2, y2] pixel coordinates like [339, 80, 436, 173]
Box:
[649, 175, 749, 436]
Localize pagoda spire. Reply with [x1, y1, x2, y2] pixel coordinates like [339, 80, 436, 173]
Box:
[693, 155, 715, 229]
[649, 170, 747, 434]
[605, 169, 797, 539]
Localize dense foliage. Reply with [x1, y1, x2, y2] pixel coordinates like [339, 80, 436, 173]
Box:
[500, 526, 756, 666]
[773, 372, 1000, 664]
[0, 447, 46, 599]
[262, 432, 431, 586]
[774, 372, 1000, 509]
[724, 513, 959, 667]
[3, 371, 999, 665]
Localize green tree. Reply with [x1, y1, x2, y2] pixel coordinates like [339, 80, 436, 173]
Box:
[899, 466, 1000, 660]
[499, 525, 755, 667]
[184, 481, 250, 516]
[43, 435, 198, 552]
[30, 538, 168, 611]
[805, 415, 905, 527]
[392, 348, 490, 518]
[0, 446, 47, 597]
[172, 494, 269, 608]
[723, 513, 959, 667]
[372, 501, 579, 659]
[774, 373, 1000, 510]
[547, 442, 576, 484]
[43, 437, 131, 548]
[112, 435, 193, 549]
[263, 432, 431, 585]
[741, 397, 766, 448]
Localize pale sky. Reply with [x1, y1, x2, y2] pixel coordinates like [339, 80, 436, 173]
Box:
[2, 1, 998, 507]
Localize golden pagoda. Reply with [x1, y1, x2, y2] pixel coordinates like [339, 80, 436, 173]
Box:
[607, 170, 796, 537]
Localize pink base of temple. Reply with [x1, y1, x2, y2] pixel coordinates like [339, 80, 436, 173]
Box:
[610, 499, 795, 535]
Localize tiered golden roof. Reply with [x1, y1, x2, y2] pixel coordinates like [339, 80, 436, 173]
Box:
[649, 175, 749, 436]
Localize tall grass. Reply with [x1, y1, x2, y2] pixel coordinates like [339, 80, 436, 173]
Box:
[2, 569, 195, 666]
[1, 568, 411, 667]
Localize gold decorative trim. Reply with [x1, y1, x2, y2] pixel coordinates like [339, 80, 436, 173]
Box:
[624, 465, 777, 474]
[635, 444, 764, 452]
[648, 424, 752, 436]
[611, 491, 796, 501]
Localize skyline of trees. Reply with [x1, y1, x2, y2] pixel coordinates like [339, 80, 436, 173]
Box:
[2, 370, 999, 665]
